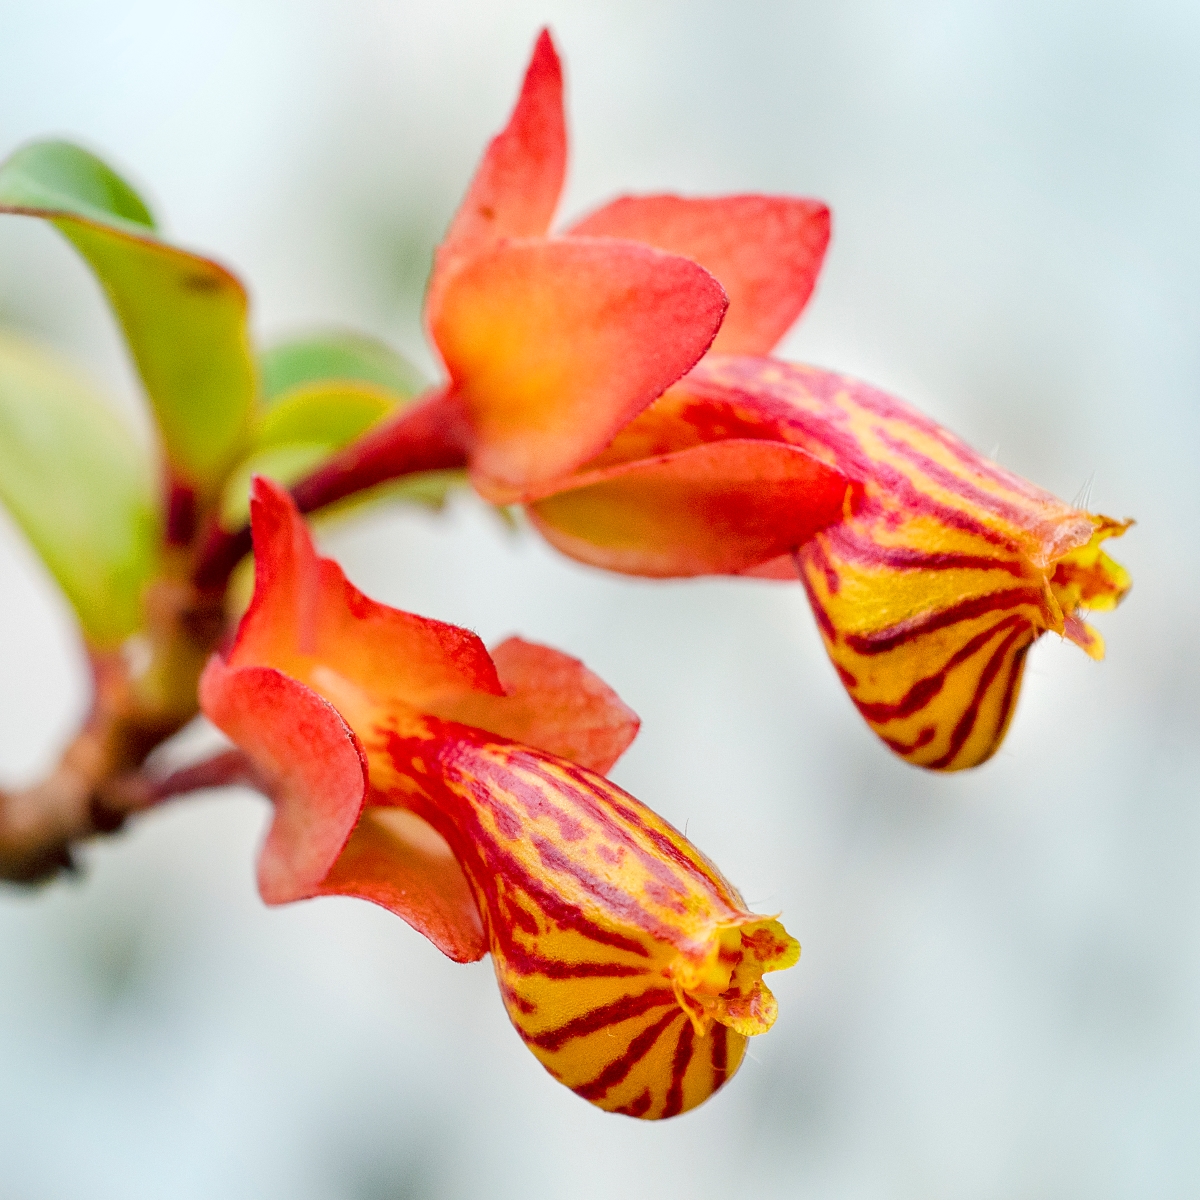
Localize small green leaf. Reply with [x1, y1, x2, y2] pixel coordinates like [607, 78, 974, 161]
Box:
[259, 331, 425, 404]
[253, 382, 398, 451]
[219, 443, 334, 530]
[0, 141, 255, 496]
[0, 332, 159, 647]
[315, 469, 471, 524]
[223, 377, 413, 531]
[0, 139, 156, 231]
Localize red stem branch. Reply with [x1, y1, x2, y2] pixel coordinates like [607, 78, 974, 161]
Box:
[191, 386, 471, 589]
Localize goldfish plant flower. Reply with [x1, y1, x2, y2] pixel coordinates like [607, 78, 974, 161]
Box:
[253, 30, 1132, 772]
[195, 477, 799, 1118]
[537, 358, 1131, 770]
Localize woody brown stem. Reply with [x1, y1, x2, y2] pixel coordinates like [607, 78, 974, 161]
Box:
[0, 666, 176, 882]
[0, 570, 228, 885]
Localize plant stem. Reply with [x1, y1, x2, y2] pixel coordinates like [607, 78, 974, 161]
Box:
[0, 569, 226, 884]
[190, 386, 469, 589]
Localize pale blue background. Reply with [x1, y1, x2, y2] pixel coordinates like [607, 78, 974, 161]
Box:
[0, 2, 1194, 1197]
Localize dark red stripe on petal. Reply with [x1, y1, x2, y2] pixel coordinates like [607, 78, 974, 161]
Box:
[994, 637, 1033, 739]
[925, 627, 1027, 770]
[574, 1010, 683, 1102]
[802, 537, 841, 595]
[662, 1018, 696, 1118]
[525, 986, 677, 1052]
[711, 1023, 729, 1091]
[499, 982, 537, 1014]
[501, 942, 652, 980]
[530, 833, 689, 939]
[876, 429, 1065, 534]
[615, 1089, 654, 1118]
[880, 726, 936, 756]
[852, 613, 1027, 723]
[823, 523, 1028, 578]
[846, 390, 1066, 504]
[843, 587, 1044, 655]
[513, 755, 736, 904]
[459, 745, 699, 896]
[797, 556, 838, 640]
[499, 893, 542, 936]
[476, 837, 656, 959]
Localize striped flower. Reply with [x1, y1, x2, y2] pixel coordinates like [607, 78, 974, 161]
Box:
[532, 357, 1130, 770]
[199, 478, 798, 1117]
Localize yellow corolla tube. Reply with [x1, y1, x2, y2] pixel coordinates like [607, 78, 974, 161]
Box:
[580, 356, 1133, 771]
[797, 498, 1131, 771]
[410, 736, 800, 1118]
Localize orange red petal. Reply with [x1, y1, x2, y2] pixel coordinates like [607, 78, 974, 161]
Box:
[427, 29, 566, 313]
[528, 439, 849, 577]
[233, 477, 504, 710]
[569, 194, 830, 354]
[316, 806, 486, 962]
[432, 636, 640, 773]
[198, 657, 366, 904]
[428, 238, 727, 498]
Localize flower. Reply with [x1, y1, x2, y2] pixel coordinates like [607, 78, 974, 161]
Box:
[533, 356, 1131, 770]
[199, 478, 799, 1117]
[286, 30, 1132, 772]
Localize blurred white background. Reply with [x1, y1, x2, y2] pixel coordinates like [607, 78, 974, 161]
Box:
[0, 2, 1195, 1197]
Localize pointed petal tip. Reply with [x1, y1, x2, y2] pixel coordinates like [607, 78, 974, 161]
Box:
[427, 27, 568, 309]
[247, 472, 295, 532]
[530, 27, 562, 80]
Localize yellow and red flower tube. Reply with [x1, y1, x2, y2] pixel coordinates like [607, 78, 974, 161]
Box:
[533, 358, 1131, 770]
[198, 478, 799, 1117]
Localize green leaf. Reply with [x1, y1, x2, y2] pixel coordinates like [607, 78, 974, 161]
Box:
[259, 331, 425, 404]
[219, 443, 334, 530]
[0, 332, 159, 647]
[253, 382, 398, 451]
[314, 469, 471, 524]
[0, 138, 156, 231]
[223, 376, 413, 531]
[0, 140, 255, 496]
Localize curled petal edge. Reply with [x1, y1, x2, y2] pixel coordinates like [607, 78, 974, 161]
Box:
[199, 655, 485, 960]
